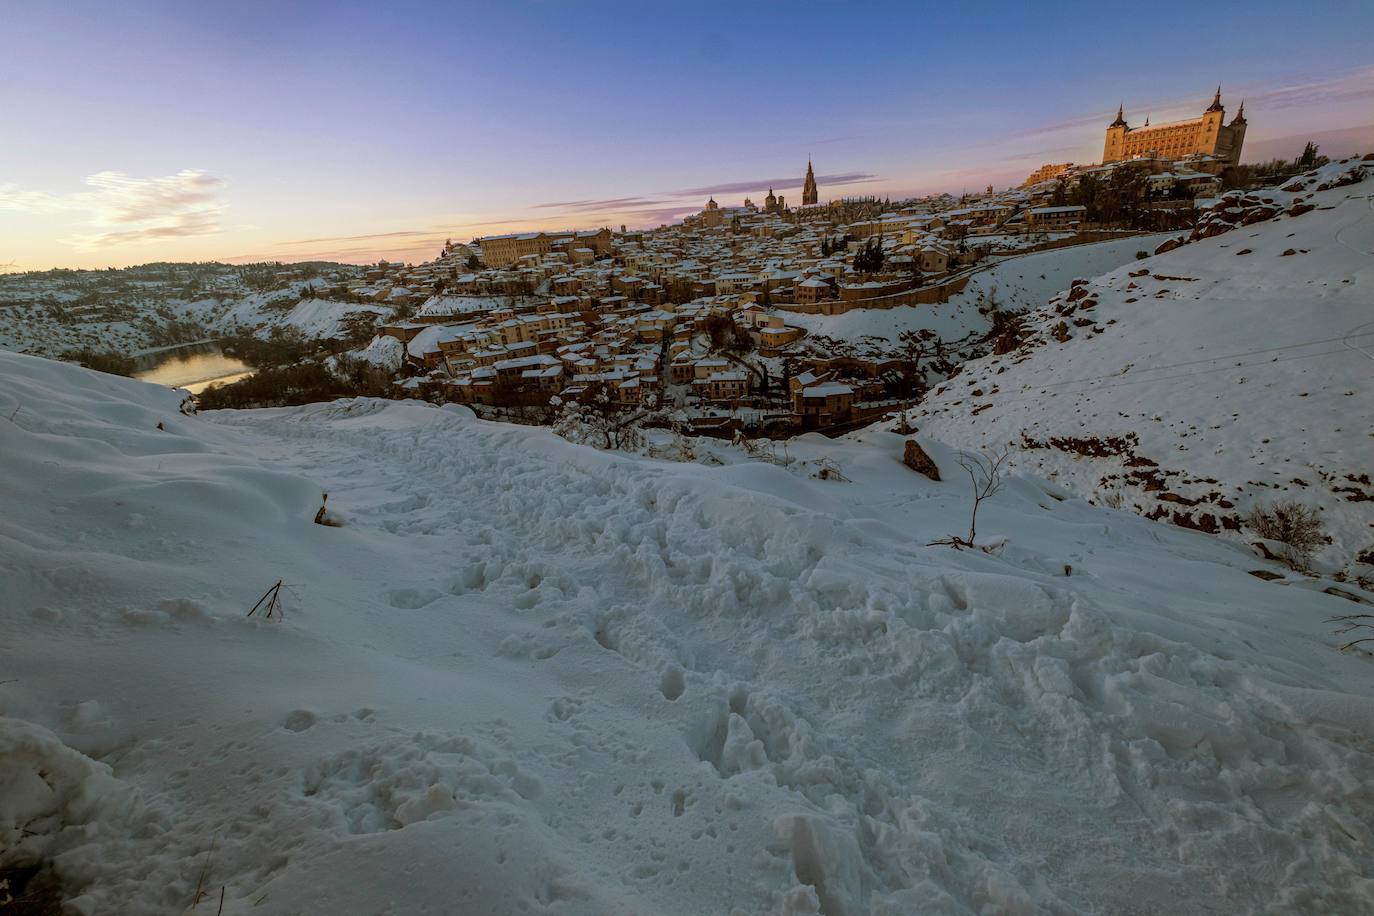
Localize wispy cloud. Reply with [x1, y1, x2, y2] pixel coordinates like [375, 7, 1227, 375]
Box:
[1244, 66, 1374, 110]
[997, 145, 1079, 163]
[531, 196, 666, 211]
[671, 172, 879, 198]
[1009, 109, 1124, 141]
[621, 205, 702, 226]
[279, 228, 444, 246]
[1013, 66, 1374, 141]
[0, 169, 227, 249]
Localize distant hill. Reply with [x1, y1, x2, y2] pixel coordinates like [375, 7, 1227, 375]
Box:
[0, 260, 368, 357]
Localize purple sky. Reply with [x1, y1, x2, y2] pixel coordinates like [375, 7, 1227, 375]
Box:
[2, 0, 1371, 270]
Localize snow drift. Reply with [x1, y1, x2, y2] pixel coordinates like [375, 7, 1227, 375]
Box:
[2, 341, 1373, 913]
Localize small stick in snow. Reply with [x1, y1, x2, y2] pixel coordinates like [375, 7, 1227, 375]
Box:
[247, 580, 284, 619]
[1328, 613, 1374, 639]
[192, 832, 219, 907]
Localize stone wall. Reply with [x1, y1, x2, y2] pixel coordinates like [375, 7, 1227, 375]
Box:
[777, 275, 971, 315]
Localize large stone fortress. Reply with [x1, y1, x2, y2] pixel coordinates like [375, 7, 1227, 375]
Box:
[1103, 88, 1247, 166]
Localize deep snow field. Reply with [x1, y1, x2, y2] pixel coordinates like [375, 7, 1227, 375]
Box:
[916, 157, 1374, 575]
[3, 347, 1374, 914]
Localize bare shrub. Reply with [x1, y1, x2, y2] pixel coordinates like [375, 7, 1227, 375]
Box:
[1245, 501, 1325, 571]
[552, 383, 654, 452]
[929, 447, 1009, 548]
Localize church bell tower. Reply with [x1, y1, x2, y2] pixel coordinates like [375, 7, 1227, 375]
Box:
[802, 159, 818, 206]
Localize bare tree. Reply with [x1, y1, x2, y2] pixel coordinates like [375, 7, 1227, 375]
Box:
[704, 313, 770, 394]
[929, 447, 1010, 548]
[553, 382, 656, 451]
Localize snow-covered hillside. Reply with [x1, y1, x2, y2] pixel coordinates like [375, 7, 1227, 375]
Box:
[790, 234, 1170, 355]
[0, 265, 373, 358]
[917, 157, 1374, 576]
[218, 296, 392, 341]
[3, 350, 1373, 914]
[950, 233, 1174, 313]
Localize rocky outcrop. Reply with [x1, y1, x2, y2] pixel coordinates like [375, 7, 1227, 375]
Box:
[902, 439, 940, 480]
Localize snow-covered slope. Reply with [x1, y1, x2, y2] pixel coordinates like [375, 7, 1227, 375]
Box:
[917, 157, 1374, 575]
[787, 292, 988, 350]
[950, 233, 1174, 313]
[218, 296, 392, 341]
[3, 351, 1374, 914]
[0, 275, 380, 359]
[790, 234, 1170, 356]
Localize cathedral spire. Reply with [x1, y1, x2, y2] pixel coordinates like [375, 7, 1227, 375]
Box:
[1233, 99, 1246, 123]
[802, 157, 818, 206]
[1110, 103, 1127, 127]
[1207, 85, 1224, 112]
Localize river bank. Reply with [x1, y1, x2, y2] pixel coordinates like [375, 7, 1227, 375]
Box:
[131, 340, 253, 393]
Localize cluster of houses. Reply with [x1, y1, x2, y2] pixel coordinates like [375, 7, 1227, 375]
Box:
[382, 292, 817, 414]
[364, 197, 982, 427]
[1015, 153, 1227, 222]
[337, 163, 1214, 432]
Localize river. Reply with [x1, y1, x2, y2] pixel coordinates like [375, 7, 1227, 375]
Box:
[132, 342, 253, 394]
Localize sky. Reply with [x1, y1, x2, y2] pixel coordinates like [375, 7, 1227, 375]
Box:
[2, 0, 1372, 271]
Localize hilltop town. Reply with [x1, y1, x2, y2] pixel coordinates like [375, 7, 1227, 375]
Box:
[6, 39, 1374, 912]
[4, 147, 1372, 916]
[0, 89, 1346, 444]
[225, 90, 1266, 436]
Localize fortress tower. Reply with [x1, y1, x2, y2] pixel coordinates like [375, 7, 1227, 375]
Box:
[1102, 88, 1248, 167]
